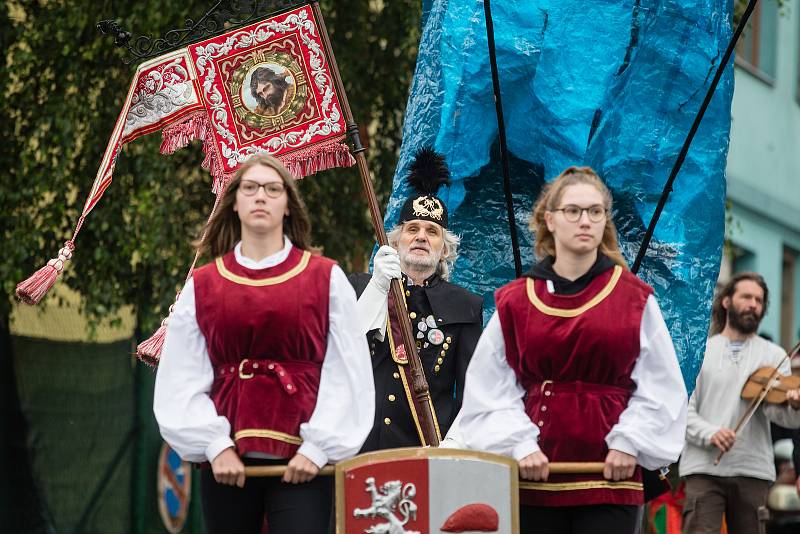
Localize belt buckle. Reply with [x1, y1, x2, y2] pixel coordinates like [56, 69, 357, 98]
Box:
[540, 379, 553, 393]
[239, 358, 254, 379]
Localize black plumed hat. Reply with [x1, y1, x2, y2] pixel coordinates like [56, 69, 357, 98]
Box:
[399, 147, 451, 228]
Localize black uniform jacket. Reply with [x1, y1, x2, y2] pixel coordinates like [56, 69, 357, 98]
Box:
[349, 272, 483, 452]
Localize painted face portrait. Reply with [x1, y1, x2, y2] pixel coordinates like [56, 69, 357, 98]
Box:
[249, 65, 293, 116]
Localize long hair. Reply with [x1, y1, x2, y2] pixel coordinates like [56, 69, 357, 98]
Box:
[195, 154, 312, 258]
[250, 66, 290, 109]
[710, 272, 769, 335]
[529, 166, 628, 269]
[387, 224, 460, 281]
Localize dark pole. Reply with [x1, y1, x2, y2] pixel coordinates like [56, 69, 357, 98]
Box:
[631, 0, 758, 274]
[483, 0, 523, 277]
[310, 2, 440, 446]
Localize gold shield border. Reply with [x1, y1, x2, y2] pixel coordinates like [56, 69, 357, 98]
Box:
[335, 447, 520, 534]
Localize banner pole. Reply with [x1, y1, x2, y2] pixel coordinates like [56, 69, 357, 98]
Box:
[310, 1, 440, 446]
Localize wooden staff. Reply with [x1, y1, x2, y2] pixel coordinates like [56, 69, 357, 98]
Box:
[309, 1, 440, 446]
[245, 462, 606, 478]
[246, 465, 336, 477]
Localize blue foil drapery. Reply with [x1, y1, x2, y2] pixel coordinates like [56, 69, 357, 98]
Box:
[386, 0, 733, 390]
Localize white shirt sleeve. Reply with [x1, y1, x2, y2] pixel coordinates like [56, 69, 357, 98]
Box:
[356, 278, 389, 340]
[298, 265, 376, 468]
[440, 411, 467, 449]
[458, 312, 541, 460]
[153, 278, 235, 464]
[685, 370, 719, 448]
[605, 295, 689, 469]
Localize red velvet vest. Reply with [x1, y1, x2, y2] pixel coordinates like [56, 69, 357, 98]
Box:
[495, 265, 652, 507]
[193, 246, 335, 458]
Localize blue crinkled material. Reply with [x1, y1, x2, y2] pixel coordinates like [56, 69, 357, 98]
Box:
[385, 0, 733, 392]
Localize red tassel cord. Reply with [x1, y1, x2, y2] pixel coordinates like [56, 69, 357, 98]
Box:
[160, 111, 210, 155]
[161, 111, 231, 194]
[281, 139, 355, 179]
[136, 184, 228, 366]
[136, 302, 175, 367]
[15, 241, 75, 305]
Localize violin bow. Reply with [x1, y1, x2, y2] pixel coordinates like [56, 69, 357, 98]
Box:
[714, 340, 800, 465]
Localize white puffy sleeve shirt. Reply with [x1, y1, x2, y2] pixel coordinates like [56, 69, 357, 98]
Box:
[153, 240, 375, 468]
[457, 295, 688, 470]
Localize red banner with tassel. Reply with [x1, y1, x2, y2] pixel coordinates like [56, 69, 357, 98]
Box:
[16, 5, 355, 364]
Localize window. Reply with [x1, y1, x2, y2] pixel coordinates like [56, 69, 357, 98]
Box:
[781, 247, 797, 349]
[735, 0, 778, 82]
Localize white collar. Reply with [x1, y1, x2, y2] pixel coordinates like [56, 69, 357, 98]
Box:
[234, 237, 293, 269]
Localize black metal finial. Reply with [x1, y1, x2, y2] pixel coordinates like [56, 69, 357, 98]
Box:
[97, 1, 308, 65]
[97, 19, 131, 47]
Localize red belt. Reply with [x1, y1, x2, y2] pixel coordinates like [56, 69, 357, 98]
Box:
[214, 358, 320, 396]
[529, 380, 632, 428]
[533, 380, 632, 396]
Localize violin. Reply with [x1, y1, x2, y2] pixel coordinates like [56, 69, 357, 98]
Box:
[741, 366, 800, 404]
[715, 340, 800, 465]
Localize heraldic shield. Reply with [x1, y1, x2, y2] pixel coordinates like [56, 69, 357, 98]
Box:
[336, 448, 519, 534]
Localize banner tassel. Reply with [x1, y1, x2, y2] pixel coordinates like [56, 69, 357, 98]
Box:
[137, 180, 227, 366]
[282, 139, 355, 180]
[160, 112, 210, 155]
[15, 241, 75, 305]
[136, 303, 175, 367]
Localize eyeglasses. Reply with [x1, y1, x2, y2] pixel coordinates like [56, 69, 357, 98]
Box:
[238, 180, 286, 198]
[550, 204, 607, 223]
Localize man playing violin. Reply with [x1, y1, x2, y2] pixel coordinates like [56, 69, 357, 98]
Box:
[679, 272, 800, 534]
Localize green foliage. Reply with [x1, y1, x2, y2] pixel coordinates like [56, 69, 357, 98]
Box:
[734, 0, 786, 26]
[1, 1, 421, 333]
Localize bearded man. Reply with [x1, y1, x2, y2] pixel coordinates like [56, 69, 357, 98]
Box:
[349, 147, 483, 452]
[250, 66, 291, 116]
[679, 272, 800, 534]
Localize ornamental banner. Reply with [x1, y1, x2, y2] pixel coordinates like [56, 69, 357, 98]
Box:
[336, 448, 519, 534]
[16, 3, 354, 308]
[123, 3, 353, 192]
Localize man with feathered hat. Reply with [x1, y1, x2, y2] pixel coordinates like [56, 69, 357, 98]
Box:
[349, 147, 483, 451]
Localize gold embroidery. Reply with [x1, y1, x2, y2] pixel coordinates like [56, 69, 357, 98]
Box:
[427, 396, 442, 442]
[234, 429, 302, 445]
[412, 196, 444, 221]
[386, 315, 408, 365]
[526, 265, 623, 317]
[519, 479, 643, 491]
[386, 279, 409, 365]
[397, 363, 427, 445]
[215, 250, 311, 286]
[386, 279, 442, 444]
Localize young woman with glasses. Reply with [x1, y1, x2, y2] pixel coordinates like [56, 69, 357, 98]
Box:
[153, 154, 374, 534]
[454, 166, 687, 533]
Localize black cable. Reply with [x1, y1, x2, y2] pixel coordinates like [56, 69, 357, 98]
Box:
[483, 0, 523, 278]
[631, 0, 758, 274]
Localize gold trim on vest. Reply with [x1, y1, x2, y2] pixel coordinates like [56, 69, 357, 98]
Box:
[526, 265, 623, 317]
[385, 280, 443, 445]
[397, 363, 428, 446]
[386, 315, 408, 365]
[234, 429, 302, 445]
[519, 479, 643, 491]
[215, 250, 311, 286]
[427, 396, 442, 441]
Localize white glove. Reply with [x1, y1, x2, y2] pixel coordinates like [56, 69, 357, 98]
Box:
[356, 246, 401, 339]
[439, 414, 468, 449]
[370, 245, 401, 294]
